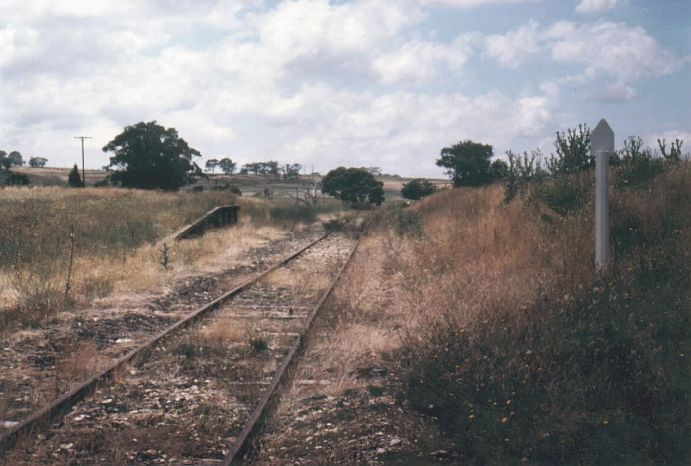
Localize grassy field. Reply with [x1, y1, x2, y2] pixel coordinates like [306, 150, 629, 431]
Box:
[7, 166, 449, 200]
[0, 185, 345, 333]
[329, 163, 690, 465]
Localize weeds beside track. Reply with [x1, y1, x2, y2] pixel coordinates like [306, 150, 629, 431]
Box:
[1, 228, 362, 465]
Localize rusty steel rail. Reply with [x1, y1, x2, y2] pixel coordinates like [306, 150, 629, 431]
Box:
[223, 228, 366, 465]
[0, 232, 330, 459]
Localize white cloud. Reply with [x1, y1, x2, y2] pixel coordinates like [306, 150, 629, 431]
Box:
[373, 35, 474, 84]
[483, 19, 681, 82]
[485, 20, 540, 68]
[547, 21, 680, 81]
[420, 0, 530, 7]
[0, 0, 687, 178]
[575, 0, 623, 14]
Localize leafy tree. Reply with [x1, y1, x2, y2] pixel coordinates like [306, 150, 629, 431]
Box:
[283, 163, 302, 179]
[29, 157, 48, 168]
[218, 157, 236, 175]
[7, 151, 23, 167]
[1, 150, 23, 169]
[241, 161, 280, 176]
[241, 162, 260, 175]
[205, 159, 219, 173]
[436, 140, 494, 187]
[68, 164, 83, 187]
[365, 167, 382, 176]
[401, 178, 437, 200]
[547, 124, 592, 175]
[102, 121, 203, 191]
[322, 167, 384, 207]
[264, 160, 280, 177]
[489, 159, 509, 180]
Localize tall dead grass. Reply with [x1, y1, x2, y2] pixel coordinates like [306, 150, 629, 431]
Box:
[0, 186, 326, 334]
[331, 164, 689, 465]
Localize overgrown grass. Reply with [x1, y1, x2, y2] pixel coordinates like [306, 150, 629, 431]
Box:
[0, 187, 344, 332]
[373, 165, 689, 465]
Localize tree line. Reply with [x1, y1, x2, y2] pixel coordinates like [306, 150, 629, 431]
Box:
[0, 150, 48, 169]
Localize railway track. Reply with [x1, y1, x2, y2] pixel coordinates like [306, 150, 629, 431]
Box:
[0, 229, 363, 465]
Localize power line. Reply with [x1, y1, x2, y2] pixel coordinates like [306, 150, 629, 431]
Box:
[74, 136, 92, 187]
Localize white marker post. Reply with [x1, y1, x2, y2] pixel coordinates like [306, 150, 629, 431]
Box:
[592, 119, 614, 269]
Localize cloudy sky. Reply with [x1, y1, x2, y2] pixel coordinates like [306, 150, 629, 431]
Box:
[1, 0, 689, 177]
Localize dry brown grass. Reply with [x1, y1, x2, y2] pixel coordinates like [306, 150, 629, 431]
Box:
[263, 267, 332, 298]
[55, 341, 108, 389]
[280, 165, 689, 464]
[0, 184, 340, 334]
[202, 318, 251, 346]
[374, 168, 689, 464]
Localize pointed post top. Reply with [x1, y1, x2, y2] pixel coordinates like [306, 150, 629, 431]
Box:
[592, 118, 614, 154]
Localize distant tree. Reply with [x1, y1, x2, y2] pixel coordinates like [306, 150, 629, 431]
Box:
[7, 151, 23, 167]
[68, 164, 83, 187]
[401, 178, 437, 200]
[365, 167, 382, 176]
[241, 163, 260, 175]
[205, 159, 219, 173]
[322, 167, 384, 207]
[264, 160, 280, 177]
[29, 157, 48, 168]
[0, 151, 10, 170]
[103, 121, 204, 191]
[283, 163, 302, 179]
[436, 140, 494, 187]
[547, 124, 592, 175]
[7, 150, 24, 167]
[488, 159, 509, 180]
[218, 157, 236, 175]
[1, 150, 23, 169]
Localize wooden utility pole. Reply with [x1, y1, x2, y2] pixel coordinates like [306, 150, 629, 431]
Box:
[592, 119, 614, 270]
[74, 136, 92, 187]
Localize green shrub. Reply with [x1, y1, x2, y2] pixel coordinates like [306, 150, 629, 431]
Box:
[250, 337, 268, 352]
[504, 149, 544, 202]
[401, 178, 437, 200]
[4, 173, 30, 186]
[68, 164, 82, 187]
[269, 204, 319, 228]
[547, 124, 593, 175]
[530, 174, 591, 216]
[615, 155, 665, 189]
